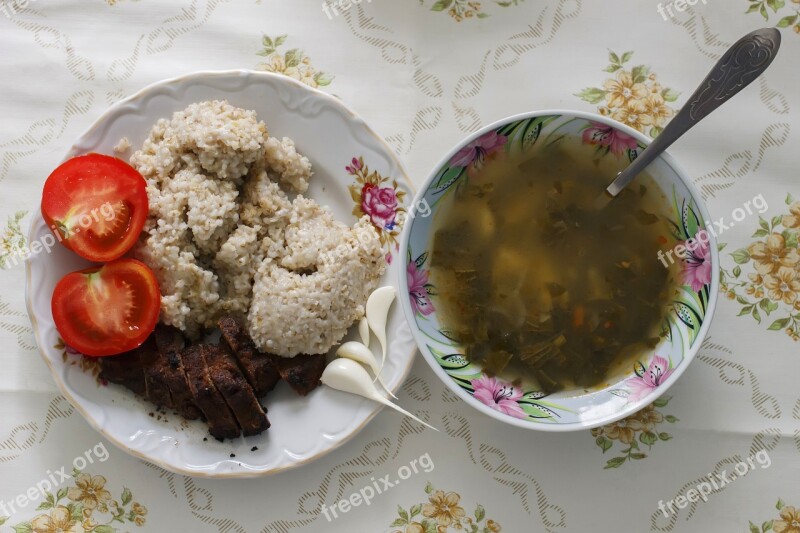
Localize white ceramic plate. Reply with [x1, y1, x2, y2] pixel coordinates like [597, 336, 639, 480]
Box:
[25, 70, 416, 478]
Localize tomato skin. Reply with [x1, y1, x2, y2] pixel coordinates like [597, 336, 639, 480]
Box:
[41, 153, 148, 263]
[51, 259, 161, 357]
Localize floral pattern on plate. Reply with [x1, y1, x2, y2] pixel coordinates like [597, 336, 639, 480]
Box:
[576, 51, 680, 138]
[403, 112, 715, 427]
[26, 71, 418, 477]
[719, 194, 800, 341]
[389, 482, 502, 532]
[347, 156, 408, 264]
[55, 337, 104, 384]
[3, 470, 148, 532]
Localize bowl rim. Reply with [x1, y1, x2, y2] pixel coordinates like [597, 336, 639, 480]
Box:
[398, 108, 720, 432]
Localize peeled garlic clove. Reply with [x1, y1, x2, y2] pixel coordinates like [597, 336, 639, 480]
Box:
[366, 286, 396, 368]
[358, 317, 371, 347]
[321, 358, 377, 397]
[321, 359, 438, 432]
[337, 341, 379, 376]
[336, 341, 397, 399]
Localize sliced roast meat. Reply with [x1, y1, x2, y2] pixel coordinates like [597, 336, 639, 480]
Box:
[182, 345, 241, 441]
[100, 316, 296, 439]
[273, 353, 327, 397]
[152, 326, 203, 421]
[98, 338, 158, 397]
[204, 344, 270, 437]
[219, 316, 280, 396]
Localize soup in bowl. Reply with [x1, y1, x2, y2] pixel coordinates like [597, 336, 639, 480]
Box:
[398, 110, 719, 431]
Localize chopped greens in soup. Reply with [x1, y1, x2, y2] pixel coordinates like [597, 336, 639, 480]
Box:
[430, 140, 680, 394]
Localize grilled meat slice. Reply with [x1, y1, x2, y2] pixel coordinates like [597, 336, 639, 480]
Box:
[182, 345, 241, 441]
[219, 317, 280, 396]
[152, 326, 203, 421]
[99, 338, 158, 397]
[204, 344, 270, 437]
[273, 353, 327, 397]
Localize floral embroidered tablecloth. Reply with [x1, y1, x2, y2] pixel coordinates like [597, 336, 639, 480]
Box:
[1, 1, 798, 532]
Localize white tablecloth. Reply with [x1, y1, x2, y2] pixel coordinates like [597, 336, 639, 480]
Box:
[1, 1, 799, 531]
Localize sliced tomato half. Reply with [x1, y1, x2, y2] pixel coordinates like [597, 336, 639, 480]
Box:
[42, 153, 148, 262]
[52, 259, 161, 357]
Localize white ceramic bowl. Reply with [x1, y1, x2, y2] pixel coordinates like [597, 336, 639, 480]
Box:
[26, 70, 417, 477]
[399, 110, 719, 431]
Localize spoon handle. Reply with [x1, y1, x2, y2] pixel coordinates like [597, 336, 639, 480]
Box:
[606, 27, 781, 197]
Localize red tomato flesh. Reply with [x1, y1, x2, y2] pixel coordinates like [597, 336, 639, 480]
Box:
[41, 153, 148, 262]
[52, 259, 161, 357]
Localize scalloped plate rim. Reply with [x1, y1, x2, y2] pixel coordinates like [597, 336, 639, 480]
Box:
[25, 69, 417, 478]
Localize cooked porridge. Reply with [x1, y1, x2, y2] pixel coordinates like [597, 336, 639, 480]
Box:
[131, 100, 385, 357]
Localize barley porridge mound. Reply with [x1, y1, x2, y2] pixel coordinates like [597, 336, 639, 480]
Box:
[131, 100, 385, 354]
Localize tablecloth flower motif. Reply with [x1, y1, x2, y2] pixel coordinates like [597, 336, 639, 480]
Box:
[591, 398, 677, 469]
[784, 202, 800, 229]
[720, 194, 800, 341]
[347, 156, 408, 263]
[576, 51, 680, 138]
[390, 483, 502, 532]
[422, 490, 466, 527]
[745, 0, 800, 34]
[774, 503, 800, 533]
[749, 498, 799, 533]
[7, 468, 147, 533]
[255, 34, 333, 88]
[0, 211, 27, 269]
[749, 233, 800, 275]
[29, 506, 81, 533]
[421, 0, 525, 22]
[67, 474, 112, 511]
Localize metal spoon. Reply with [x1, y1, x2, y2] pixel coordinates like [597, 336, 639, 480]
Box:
[601, 27, 781, 201]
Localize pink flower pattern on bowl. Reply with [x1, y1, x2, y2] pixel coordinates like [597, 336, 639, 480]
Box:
[471, 375, 527, 419]
[625, 355, 674, 403]
[407, 253, 435, 317]
[581, 121, 639, 157]
[402, 113, 716, 429]
[680, 236, 713, 293]
[449, 131, 507, 169]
